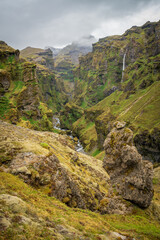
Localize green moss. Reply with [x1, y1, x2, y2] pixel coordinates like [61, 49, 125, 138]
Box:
[105, 213, 160, 239]
[92, 149, 101, 157]
[0, 96, 10, 118]
[40, 142, 50, 150]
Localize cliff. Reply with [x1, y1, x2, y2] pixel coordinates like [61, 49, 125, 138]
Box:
[73, 21, 160, 107]
[0, 41, 53, 131]
[61, 20, 160, 162]
[20, 46, 74, 113]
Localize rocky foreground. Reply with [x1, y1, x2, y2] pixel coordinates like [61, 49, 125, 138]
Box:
[0, 120, 160, 239]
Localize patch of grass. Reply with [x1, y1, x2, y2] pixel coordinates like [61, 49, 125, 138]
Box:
[105, 213, 160, 240]
[92, 149, 101, 157]
[0, 96, 10, 118]
[40, 142, 50, 150]
[153, 178, 159, 185]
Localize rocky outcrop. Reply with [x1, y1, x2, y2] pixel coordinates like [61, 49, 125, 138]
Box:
[9, 152, 108, 211]
[20, 47, 54, 70]
[134, 128, 160, 163]
[73, 21, 160, 107]
[0, 120, 110, 213]
[103, 121, 154, 208]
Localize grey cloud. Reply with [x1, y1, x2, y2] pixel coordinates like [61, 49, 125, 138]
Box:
[0, 0, 159, 49]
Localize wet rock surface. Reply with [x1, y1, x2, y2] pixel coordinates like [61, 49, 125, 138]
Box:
[103, 121, 154, 208]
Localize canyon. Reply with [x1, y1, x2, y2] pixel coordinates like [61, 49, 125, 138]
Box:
[0, 20, 160, 240]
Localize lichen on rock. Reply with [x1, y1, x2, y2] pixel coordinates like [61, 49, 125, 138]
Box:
[103, 121, 154, 208]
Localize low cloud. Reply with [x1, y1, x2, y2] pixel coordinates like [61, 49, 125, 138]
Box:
[0, 0, 159, 49]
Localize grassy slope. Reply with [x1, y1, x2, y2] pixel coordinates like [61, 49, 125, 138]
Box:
[73, 72, 160, 156]
[91, 80, 160, 131]
[20, 47, 45, 59]
[0, 164, 160, 239]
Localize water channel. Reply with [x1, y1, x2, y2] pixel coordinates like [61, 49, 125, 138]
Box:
[53, 116, 85, 153]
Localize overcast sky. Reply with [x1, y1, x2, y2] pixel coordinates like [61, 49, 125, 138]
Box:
[0, 0, 160, 50]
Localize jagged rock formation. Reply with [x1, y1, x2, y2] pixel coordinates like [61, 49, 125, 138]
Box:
[50, 37, 97, 100]
[20, 47, 54, 70]
[9, 152, 108, 211]
[103, 121, 154, 208]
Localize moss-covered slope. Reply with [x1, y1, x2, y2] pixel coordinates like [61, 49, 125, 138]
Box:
[0, 120, 160, 240]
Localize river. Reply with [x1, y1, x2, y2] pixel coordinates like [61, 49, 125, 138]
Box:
[53, 116, 85, 153]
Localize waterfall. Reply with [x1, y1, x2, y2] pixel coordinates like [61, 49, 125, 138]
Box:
[121, 51, 126, 83]
[123, 52, 126, 71]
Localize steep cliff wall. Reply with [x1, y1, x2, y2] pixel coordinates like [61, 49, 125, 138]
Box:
[21, 46, 73, 113]
[62, 21, 160, 162]
[0, 42, 53, 131]
[73, 20, 160, 107]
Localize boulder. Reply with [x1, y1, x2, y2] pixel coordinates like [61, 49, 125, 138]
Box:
[9, 153, 107, 212]
[103, 121, 153, 208]
[12, 166, 31, 175]
[0, 217, 11, 230]
[0, 194, 27, 213]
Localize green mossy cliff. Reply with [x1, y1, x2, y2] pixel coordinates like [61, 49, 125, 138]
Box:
[0, 41, 53, 131]
[61, 21, 160, 162]
[21, 46, 73, 113]
[73, 20, 160, 108]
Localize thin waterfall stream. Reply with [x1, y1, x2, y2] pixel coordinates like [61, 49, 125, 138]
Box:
[121, 51, 127, 83]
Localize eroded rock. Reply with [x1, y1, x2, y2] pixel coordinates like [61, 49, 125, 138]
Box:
[103, 121, 153, 208]
[9, 152, 108, 212]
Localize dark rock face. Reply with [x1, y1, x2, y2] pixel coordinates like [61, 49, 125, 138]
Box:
[0, 70, 10, 96]
[103, 86, 118, 97]
[103, 121, 153, 208]
[124, 80, 135, 92]
[134, 129, 160, 163]
[95, 112, 115, 150]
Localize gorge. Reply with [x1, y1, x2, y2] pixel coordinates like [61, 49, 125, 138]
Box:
[0, 20, 160, 240]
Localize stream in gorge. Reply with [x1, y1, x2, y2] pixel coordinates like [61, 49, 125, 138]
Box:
[53, 116, 85, 153]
